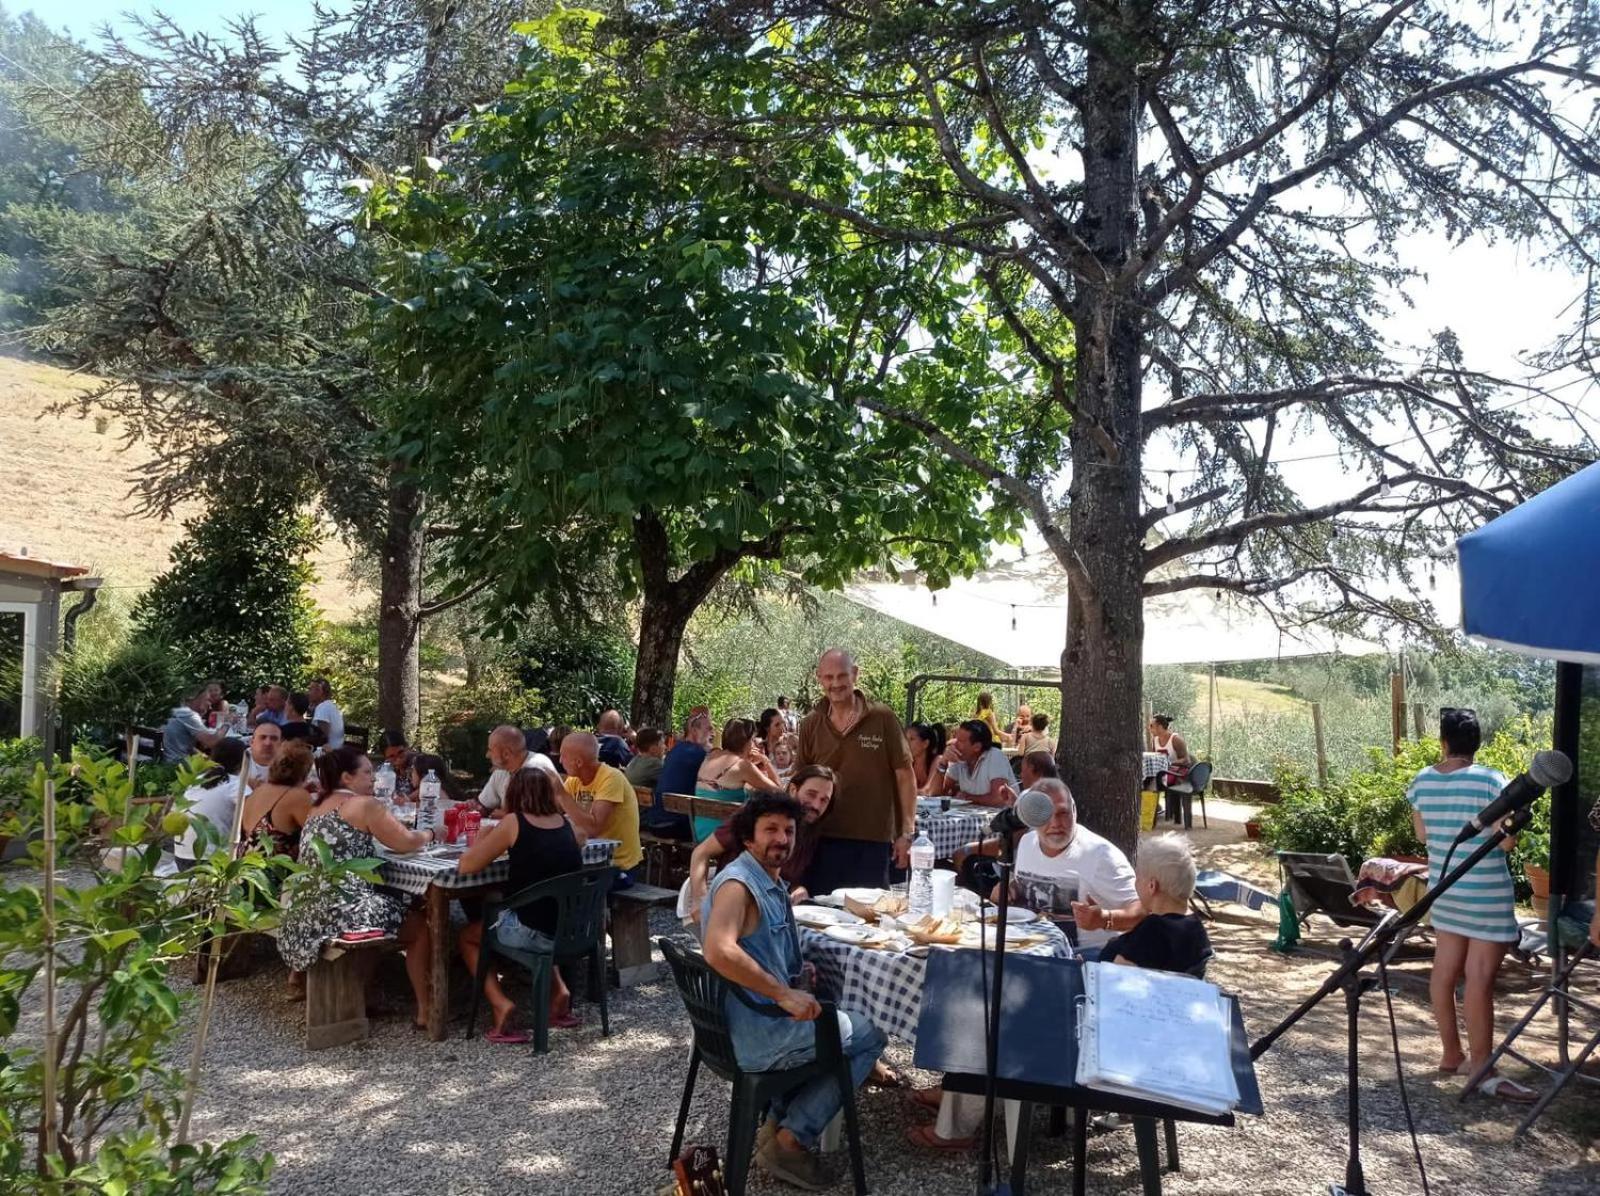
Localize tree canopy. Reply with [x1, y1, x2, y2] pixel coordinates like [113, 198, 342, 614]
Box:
[649, 0, 1600, 846]
[371, 14, 1067, 724]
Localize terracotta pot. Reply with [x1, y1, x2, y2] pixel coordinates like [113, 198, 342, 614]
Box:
[1244, 819, 1262, 841]
[1526, 863, 1551, 898]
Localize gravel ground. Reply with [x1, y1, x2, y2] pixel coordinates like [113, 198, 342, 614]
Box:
[13, 804, 1600, 1194]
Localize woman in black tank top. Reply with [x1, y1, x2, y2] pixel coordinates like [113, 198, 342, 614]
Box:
[458, 767, 586, 1041]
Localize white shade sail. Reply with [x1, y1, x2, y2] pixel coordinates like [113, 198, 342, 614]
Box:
[844, 553, 1381, 669]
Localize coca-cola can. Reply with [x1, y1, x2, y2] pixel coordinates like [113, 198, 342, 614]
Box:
[463, 809, 482, 846]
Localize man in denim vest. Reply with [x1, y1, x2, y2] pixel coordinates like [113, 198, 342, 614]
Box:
[702, 791, 886, 1190]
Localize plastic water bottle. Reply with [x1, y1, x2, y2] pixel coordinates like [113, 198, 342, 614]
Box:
[418, 769, 442, 833]
[908, 831, 936, 916]
[373, 762, 396, 810]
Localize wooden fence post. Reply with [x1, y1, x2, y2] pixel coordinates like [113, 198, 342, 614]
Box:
[1411, 702, 1427, 741]
[40, 776, 58, 1169]
[1206, 664, 1217, 762]
[1311, 702, 1328, 787]
[1390, 672, 1406, 756]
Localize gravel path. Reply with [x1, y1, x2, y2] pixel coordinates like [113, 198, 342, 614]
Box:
[12, 805, 1599, 1195]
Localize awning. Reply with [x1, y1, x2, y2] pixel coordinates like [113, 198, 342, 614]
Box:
[844, 552, 1382, 669]
[1458, 461, 1600, 662]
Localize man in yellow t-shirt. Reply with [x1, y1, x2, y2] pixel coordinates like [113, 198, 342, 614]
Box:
[557, 731, 643, 879]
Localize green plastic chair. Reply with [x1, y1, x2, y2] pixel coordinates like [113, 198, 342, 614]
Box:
[465, 864, 612, 1052]
[658, 936, 869, 1196]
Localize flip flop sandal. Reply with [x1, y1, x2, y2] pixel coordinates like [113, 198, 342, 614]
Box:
[486, 1027, 531, 1045]
[907, 1087, 944, 1112]
[548, 1011, 582, 1030]
[1478, 1074, 1538, 1104]
[1437, 1060, 1471, 1076]
[905, 1123, 975, 1152]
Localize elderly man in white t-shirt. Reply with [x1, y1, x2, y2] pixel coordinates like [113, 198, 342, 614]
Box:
[473, 723, 561, 813]
[1008, 779, 1142, 958]
[935, 719, 1015, 806]
[911, 778, 1145, 1153]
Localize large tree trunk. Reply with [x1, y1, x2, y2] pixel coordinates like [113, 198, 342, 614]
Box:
[376, 474, 422, 737]
[631, 586, 697, 730]
[628, 510, 750, 730]
[1056, 25, 1147, 857]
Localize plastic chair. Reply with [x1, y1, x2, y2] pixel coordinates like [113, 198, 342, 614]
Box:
[465, 864, 611, 1051]
[1164, 761, 1212, 829]
[658, 936, 869, 1196]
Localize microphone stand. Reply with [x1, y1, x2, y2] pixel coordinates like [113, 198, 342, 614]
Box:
[1250, 803, 1537, 1195]
[975, 856, 1013, 1196]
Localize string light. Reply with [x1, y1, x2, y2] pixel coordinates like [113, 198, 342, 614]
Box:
[1164, 471, 1177, 516]
[1378, 476, 1391, 497]
[1010, 604, 1018, 631]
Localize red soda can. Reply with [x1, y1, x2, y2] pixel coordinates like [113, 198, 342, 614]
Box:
[442, 804, 461, 844]
[463, 809, 482, 846]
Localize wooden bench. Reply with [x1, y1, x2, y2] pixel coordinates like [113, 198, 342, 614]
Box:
[608, 883, 678, 987]
[306, 935, 400, 1050]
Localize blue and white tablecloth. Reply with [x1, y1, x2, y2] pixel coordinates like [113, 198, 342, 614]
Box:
[915, 806, 993, 859]
[378, 838, 618, 896]
[1142, 751, 1170, 781]
[800, 920, 1071, 1045]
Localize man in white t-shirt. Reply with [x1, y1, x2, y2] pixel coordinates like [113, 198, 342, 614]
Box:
[1009, 779, 1142, 957]
[936, 720, 1015, 806]
[306, 676, 345, 748]
[474, 723, 561, 812]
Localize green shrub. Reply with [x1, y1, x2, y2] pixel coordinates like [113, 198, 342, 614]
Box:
[52, 633, 194, 745]
[515, 622, 634, 725]
[1260, 718, 1547, 880]
[134, 499, 320, 698]
[0, 750, 279, 1192]
[1143, 665, 1197, 727]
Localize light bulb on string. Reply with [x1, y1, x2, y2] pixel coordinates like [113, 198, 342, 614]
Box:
[1010, 605, 1018, 632]
[1164, 470, 1176, 516]
[1378, 475, 1391, 497]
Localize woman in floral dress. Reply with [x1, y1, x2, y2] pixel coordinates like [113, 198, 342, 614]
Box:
[277, 745, 435, 1028]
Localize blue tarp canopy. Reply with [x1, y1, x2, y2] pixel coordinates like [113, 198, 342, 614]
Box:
[1458, 462, 1600, 662]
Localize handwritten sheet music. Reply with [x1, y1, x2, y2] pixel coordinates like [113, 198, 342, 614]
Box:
[1076, 963, 1240, 1115]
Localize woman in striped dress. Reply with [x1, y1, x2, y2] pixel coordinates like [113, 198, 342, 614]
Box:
[1407, 708, 1535, 1102]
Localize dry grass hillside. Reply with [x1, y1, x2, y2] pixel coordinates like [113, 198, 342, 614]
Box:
[0, 354, 369, 620]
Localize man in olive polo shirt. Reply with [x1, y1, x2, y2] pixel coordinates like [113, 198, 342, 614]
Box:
[794, 648, 917, 893]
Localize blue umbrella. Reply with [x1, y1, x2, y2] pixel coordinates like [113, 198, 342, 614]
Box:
[1458, 461, 1600, 662]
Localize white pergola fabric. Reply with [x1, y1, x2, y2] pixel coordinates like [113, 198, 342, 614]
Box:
[844, 553, 1381, 669]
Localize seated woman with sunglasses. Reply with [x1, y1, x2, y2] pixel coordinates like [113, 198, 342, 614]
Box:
[456, 767, 586, 1042]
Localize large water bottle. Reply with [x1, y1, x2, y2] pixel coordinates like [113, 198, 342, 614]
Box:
[418, 768, 442, 833]
[908, 831, 936, 916]
[373, 761, 397, 810]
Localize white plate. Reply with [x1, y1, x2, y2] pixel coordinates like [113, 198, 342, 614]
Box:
[794, 906, 865, 929]
[832, 887, 887, 905]
[983, 907, 1039, 924]
[823, 925, 889, 946]
[809, 893, 845, 908]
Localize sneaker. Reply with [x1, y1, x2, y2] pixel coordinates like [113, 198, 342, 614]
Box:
[756, 1137, 828, 1191]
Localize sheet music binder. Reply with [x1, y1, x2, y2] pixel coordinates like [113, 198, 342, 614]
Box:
[1074, 961, 1240, 1115]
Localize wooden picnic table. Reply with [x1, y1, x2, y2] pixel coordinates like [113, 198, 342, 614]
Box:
[377, 838, 618, 1041]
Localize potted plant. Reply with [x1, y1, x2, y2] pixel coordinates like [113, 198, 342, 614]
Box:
[1518, 799, 1553, 917]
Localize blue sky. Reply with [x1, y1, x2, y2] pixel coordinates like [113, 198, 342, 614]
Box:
[47, 1, 321, 43]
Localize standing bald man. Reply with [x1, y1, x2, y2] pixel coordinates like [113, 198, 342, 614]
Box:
[794, 648, 916, 892]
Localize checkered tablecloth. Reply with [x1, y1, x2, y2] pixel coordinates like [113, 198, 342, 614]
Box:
[377, 839, 618, 896]
[800, 920, 1071, 1046]
[1142, 751, 1170, 780]
[914, 806, 993, 858]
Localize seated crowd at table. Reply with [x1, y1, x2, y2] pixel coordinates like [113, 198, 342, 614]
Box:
[163, 652, 1213, 1189]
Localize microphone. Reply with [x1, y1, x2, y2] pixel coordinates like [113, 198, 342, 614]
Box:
[1451, 750, 1572, 846]
[989, 787, 1055, 836]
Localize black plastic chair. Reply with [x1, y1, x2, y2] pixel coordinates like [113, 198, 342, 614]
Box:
[1165, 761, 1213, 829]
[658, 936, 869, 1196]
[465, 864, 611, 1051]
